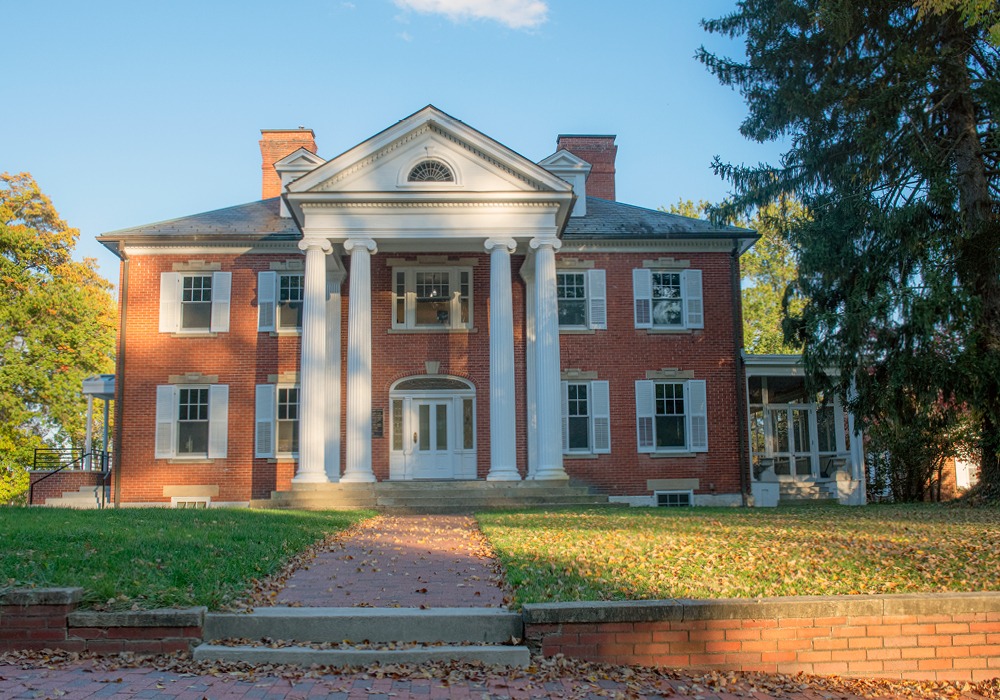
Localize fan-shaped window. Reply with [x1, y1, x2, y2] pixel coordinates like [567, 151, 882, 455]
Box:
[408, 160, 454, 182]
[394, 377, 472, 392]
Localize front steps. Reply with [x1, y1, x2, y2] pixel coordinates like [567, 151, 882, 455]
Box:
[40, 485, 107, 509]
[779, 480, 839, 503]
[253, 479, 611, 513]
[195, 607, 529, 667]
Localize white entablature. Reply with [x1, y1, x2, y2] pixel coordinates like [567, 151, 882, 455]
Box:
[284, 106, 575, 249]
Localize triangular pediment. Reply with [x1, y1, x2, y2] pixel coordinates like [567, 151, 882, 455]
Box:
[286, 106, 573, 197]
[275, 148, 326, 170]
[538, 149, 592, 173]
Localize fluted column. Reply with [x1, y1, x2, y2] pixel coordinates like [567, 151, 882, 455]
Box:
[530, 237, 569, 480]
[293, 238, 332, 484]
[342, 237, 378, 483]
[485, 237, 520, 481]
[324, 271, 345, 482]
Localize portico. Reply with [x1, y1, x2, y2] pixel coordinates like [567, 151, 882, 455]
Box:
[282, 106, 576, 485]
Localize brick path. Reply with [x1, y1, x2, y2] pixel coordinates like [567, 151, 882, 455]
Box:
[274, 515, 508, 608]
[0, 660, 883, 699]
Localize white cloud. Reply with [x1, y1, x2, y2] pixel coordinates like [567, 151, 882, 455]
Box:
[393, 0, 548, 29]
[398, 30, 414, 41]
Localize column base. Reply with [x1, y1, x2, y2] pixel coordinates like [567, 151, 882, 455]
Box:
[292, 472, 330, 485]
[340, 471, 377, 484]
[533, 465, 569, 481]
[486, 469, 522, 482]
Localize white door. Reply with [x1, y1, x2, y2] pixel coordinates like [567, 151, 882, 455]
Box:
[408, 400, 454, 479]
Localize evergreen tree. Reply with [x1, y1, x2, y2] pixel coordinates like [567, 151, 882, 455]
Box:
[699, 1, 1000, 497]
[0, 173, 116, 503]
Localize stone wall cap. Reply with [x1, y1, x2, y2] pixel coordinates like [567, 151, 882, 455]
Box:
[522, 592, 1000, 624]
[68, 607, 207, 628]
[0, 588, 84, 606]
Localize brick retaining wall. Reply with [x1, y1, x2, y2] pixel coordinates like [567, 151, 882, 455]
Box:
[28, 471, 105, 505]
[524, 595, 1000, 682]
[0, 589, 203, 654]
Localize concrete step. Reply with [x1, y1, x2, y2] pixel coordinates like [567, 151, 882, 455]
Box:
[193, 643, 530, 668]
[203, 607, 523, 645]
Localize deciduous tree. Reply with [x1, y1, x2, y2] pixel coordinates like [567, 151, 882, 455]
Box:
[699, 1, 1000, 497]
[0, 173, 115, 503]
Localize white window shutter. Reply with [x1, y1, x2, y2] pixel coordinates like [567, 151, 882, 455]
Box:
[211, 271, 232, 333]
[154, 385, 177, 458]
[635, 380, 655, 453]
[158, 272, 180, 333]
[683, 269, 704, 329]
[587, 269, 607, 330]
[255, 384, 276, 458]
[208, 385, 229, 458]
[633, 269, 652, 329]
[561, 381, 569, 453]
[591, 380, 611, 454]
[687, 379, 708, 452]
[258, 271, 277, 332]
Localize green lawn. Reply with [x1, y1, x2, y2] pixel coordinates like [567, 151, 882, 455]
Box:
[0, 508, 372, 610]
[477, 504, 1000, 607]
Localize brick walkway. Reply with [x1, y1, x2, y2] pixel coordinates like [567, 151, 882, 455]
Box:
[0, 660, 886, 699]
[274, 515, 508, 608]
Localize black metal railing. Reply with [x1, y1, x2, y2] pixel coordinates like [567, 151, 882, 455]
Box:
[28, 448, 113, 507]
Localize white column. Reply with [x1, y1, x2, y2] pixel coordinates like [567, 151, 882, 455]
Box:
[325, 272, 345, 482]
[84, 395, 94, 471]
[530, 237, 569, 480]
[485, 238, 520, 481]
[293, 238, 332, 484]
[522, 263, 538, 479]
[342, 238, 378, 483]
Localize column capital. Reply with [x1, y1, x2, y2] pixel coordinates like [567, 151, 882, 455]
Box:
[344, 238, 378, 255]
[298, 238, 333, 254]
[529, 237, 562, 252]
[484, 237, 517, 254]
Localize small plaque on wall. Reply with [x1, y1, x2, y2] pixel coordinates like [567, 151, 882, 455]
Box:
[371, 409, 384, 438]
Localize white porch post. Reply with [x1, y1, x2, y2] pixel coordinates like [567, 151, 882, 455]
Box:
[342, 238, 378, 483]
[293, 238, 332, 484]
[84, 396, 94, 471]
[530, 237, 568, 480]
[325, 271, 345, 482]
[485, 238, 520, 481]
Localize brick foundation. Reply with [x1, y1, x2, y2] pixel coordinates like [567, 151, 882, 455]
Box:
[0, 589, 204, 654]
[524, 595, 1000, 682]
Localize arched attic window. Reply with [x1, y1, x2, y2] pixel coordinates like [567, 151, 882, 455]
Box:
[408, 160, 454, 182]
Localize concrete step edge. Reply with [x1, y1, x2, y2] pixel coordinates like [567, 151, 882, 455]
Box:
[193, 643, 530, 668]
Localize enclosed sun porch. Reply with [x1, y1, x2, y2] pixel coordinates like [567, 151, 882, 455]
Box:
[744, 355, 866, 506]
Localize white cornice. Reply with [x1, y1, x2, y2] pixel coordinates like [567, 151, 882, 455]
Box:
[561, 239, 743, 253]
[122, 243, 302, 256]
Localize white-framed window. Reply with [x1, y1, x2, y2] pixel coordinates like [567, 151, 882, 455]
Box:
[655, 490, 693, 507]
[632, 269, 703, 330]
[255, 384, 300, 457]
[159, 271, 232, 333]
[392, 268, 472, 330]
[557, 269, 607, 330]
[154, 384, 229, 459]
[258, 271, 304, 331]
[635, 379, 708, 453]
[561, 380, 611, 454]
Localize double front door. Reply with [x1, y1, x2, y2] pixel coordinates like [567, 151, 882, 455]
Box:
[767, 405, 815, 478]
[388, 379, 477, 481]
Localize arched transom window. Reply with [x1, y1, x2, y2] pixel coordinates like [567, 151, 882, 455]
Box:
[407, 160, 454, 182]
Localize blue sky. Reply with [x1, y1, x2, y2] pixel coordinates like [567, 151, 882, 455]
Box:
[2, 0, 784, 280]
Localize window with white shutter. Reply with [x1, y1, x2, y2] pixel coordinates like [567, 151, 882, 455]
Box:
[587, 270, 607, 330]
[154, 383, 229, 459]
[633, 268, 705, 330]
[255, 384, 276, 458]
[558, 269, 607, 331]
[209, 272, 231, 333]
[635, 378, 709, 453]
[255, 384, 299, 458]
[160, 270, 232, 333]
[258, 271, 277, 332]
[561, 379, 611, 455]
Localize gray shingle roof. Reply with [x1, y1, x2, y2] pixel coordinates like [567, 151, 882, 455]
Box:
[98, 195, 754, 250]
[563, 197, 753, 240]
[98, 198, 299, 242]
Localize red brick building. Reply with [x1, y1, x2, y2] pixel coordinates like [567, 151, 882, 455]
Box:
[98, 106, 765, 508]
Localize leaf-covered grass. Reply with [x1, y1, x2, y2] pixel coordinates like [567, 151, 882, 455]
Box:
[0, 508, 373, 610]
[477, 504, 1000, 607]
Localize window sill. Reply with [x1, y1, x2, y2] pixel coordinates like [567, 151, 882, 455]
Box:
[563, 452, 601, 459]
[167, 457, 215, 464]
[646, 452, 699, 459]
[387, 327, 478, 334]
[645, 328, 694, 335]
[267, 456, 299, 463]
[269, 329, 302, 337]
[171, 331, 218, 338]
[559, 328, 596, 335]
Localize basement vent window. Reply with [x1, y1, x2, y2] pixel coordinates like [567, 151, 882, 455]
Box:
[171, 496, 210, 509]
[655, 490, 693, 508]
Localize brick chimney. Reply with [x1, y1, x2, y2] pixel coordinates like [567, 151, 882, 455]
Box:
[556, 135, 617, 201]
[259, 128, 317, 200]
